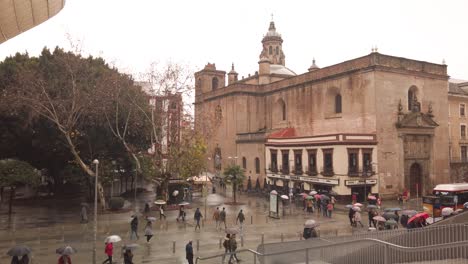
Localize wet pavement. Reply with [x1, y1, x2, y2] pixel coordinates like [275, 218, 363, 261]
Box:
[0, 187, 422, 264]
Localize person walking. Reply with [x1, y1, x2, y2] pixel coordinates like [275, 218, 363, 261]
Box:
[306, 199, 313, 213]
[144, 220, 154, 243]
[326, 202, 334, 218]
[20, 254, 29, 264]
[194, 208, 203, 231]
[11, 256, 20, 264]
[228, 234, 240, 263]
[144, 202, 150, 215]
[213, 207, 220, 230]
[58, 255, 72, 264]
[130, 215, 139, 240]
[219, 207, 227, 229]
[353, 210, 364, 227]
[80, 205, 88, 223]
[368, 209, 377, 228]
[185, 240, 194, 264]
[321, 200, 328, 217]
[102, 242, 113, 264]
[123, 249, 133, 264]
[222, 234, 231, 263]
[236, 209, 245, 231]
[159, 206, 166, 220]
[177, 205, 186, 222]
[348, 208, 356, 226]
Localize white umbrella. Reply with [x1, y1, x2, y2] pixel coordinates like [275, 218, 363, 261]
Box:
[172, 190, 179, 197]
[146, 217, 157, 222]
[309, 191, 318, 195]
[270, 190, 278, 195]
[154, 200, 166, 205]
[354, 203, 363, 207]
[179, 202, 190, 206]
[280, 195, 289, 199]
[442, 207, 454, 216]
[304, 219, 319, 228]
[105, 235, 122, 243]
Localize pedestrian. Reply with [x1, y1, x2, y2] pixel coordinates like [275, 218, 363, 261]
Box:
[177, 205, 186, 222]
[377, 196, 382, 209]
[159, 206, 166, 220]
[20, 254, 29, 264]
[123, 249, 133, 264]
[397, 194, 402, 205]
[331, 196, 336, 205]
[303, 227, 318, 239]
[348, 208, 356, 226]
[144, 220, 153, 243]
[316, 197, 321, 212]
[144, 202, 150, 215]
[306, 199, 313, 213]
[222, 234, 231, 263]
[228, 234, 240, 263]
[58, 255, 71, 264]
[352, 193, 357, 204]
[213, 207, 220, 230]
[400, 214, 409, 228]
[130, 215, 139, 240]
[353, 210, 364, 227]
[194, 208, 203, 231]
[321, 200, 328, 217]
[185, 240, 194, 264]
[102, 242, 113, 264]
[219, 207, 227, 229]
[368, 209, 377, 228]
[236, 209, 245, 231]
[302, 198, 307, 211]
[327, 202, 334, 218]
[11, 256, 20, 264]
[402, 189, 409, 204]
[80, 205, 88, 223]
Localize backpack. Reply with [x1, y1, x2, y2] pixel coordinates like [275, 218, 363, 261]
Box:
[223, 239, 229, 249]
[303, 228, 312, 239]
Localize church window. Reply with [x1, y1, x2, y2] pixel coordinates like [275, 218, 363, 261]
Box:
[242, 157, 247, 169]
[294, 150, 302, 174]
[362, 148, 373, 174]
[462, 146, 467, 162]
[307, 149, 317, 175]
[408, 86, 419, 111]
[276, 46, 279, 55]
[460, 104, 466, 117]
[461, 125, 466, 139]
[282, 101, 286, 120]
[255, 157, 260, 174]
[335, 94, 342, 113]
[281, 150, 289, 174]
[212, 77, 218, 90]
[269, 46, 272, 55]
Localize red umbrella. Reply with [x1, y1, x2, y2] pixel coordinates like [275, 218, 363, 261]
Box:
[368, 195, 377, 200]
[407, 212, 429, 224]
[314, 194, 321, 199]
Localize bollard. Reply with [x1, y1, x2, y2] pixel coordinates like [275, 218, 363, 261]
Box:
[266, 216, 268, 223]
[261, 233, 264, 245]
[197, 240, 200, 251]
[172, 241, 176, 254]
[241, 236, 244, 247]
[202, 219, 205, 228]
[281, 233, 284, 242]
[219, 238, 222, 249]
[62, 225, 65, 242]
[251, 215, 253, 224]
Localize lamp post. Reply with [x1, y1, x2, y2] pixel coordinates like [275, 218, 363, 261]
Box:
[111, 160, 116, 197]
[92, 159, 99, 264]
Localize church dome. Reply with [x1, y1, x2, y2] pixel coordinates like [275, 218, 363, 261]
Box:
[270, 64, 296, 76]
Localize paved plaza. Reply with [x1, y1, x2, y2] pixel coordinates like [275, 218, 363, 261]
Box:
[0, 188, 419, 264]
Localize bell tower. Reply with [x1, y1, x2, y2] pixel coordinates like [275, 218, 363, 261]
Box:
[259, 19, 285, 66]
[194, 63, 226, 96]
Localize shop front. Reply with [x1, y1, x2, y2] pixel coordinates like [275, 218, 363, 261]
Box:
[345, 179, 377, 202]
[267, 173, 340, 195]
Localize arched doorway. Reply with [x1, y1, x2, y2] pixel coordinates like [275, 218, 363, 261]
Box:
[409, 163, 422, 197]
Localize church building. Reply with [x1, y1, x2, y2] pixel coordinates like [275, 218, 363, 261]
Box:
[194, 20, 450, 200]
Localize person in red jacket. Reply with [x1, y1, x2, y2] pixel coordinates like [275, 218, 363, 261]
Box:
[58, 255, 72, 264]
[102, 242, 113, 264]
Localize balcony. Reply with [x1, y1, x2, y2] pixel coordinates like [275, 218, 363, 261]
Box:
[450, 157, 468, 164]
[293, 166, 303, 175]
[280, 166, 289, 175]
[321, 168, 334, 177]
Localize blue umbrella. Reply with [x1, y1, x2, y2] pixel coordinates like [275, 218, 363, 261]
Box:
[384, 207, 402, 212]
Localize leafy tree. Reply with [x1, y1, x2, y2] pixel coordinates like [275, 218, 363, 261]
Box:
[223, 164, 245, 204]
[177, 133, 207, 179]
[0, 159, 40, 214]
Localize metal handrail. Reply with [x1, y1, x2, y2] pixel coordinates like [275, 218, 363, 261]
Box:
[195, 237, 468, 264]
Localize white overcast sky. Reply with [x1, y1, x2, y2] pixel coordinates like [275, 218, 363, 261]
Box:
[0, 0, 467, 81]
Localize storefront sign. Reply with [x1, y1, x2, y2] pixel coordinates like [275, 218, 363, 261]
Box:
[345, 179, 377, 186]
[267, 174, 339, 185]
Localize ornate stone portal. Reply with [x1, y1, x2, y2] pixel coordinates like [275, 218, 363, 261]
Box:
[396, 100, 438, 196]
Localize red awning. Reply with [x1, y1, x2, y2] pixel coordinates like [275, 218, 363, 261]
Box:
[268, 128, 296, 139]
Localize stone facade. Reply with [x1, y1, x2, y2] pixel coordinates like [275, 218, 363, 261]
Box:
[194, 20, 450, 199]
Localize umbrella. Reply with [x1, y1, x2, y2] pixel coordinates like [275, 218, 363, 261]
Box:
[329, 190, 338, 196]
[373, 216, 386, 222]
[146, 217, 157, 222]
[154, 200, 166, 205]
[345, 204, 354, 208]
[300, 193, 308, 198]
[352, 207, 361, 212]
[56, 246, 77, 255]
[306, 196, 314, 200]
[321, 194, 330, 201]
[280, 195, 289, 200]
[179, 202, 190, 206]
[304, 219, 319, 228]
[407, 212, 429, 224]
[7, 245, 31, 257]
[172, 190, 179, 197]
[367, 205, 378, 209]
[314, 194, 321, 199]
[225, 228, 239, 234]
[464, 202, 468, 209]
[354, 203, 363, 207]
[385, 219, 398, 227]
[442, 207, 454, 216]
[368, 195, 377, 200]
[309, 191, 318, 195]
[384, 207, 402, 212]
[383, 212, 399, 220]
[105, 235, 122, 243]
[123, 244, 139, 250]
[271, 190, 278, 195]
[401, 210, 417, 216]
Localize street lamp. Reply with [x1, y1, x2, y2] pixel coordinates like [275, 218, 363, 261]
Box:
[92, 159, 99, 264]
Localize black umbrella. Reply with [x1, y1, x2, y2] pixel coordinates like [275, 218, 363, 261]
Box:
[56, 246, 77, 255]
[7, 245, 31, 256]
[247, 177, 252, 191]
[255, 178, 261, 190]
